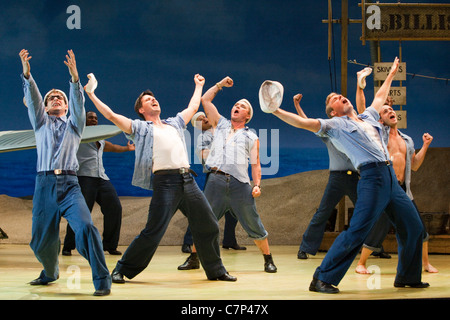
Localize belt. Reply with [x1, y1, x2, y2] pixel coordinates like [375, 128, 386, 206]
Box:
[153, 168, 198, 177]
[38, 169, 77, 176]
[211, 169, 230, 176]
[332, 170, 358, 176]
[359, 160, 392, 171]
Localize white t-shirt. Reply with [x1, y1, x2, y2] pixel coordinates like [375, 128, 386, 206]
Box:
[152, 124, 190, 172]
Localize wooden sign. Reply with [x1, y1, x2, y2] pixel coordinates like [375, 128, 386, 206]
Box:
[374, 86, 407, 105]
[374, 62, 407, 81]
[396, 110, 407, 129]
[362, 3, 450, 41]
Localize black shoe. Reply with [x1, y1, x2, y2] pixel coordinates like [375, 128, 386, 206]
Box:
[178, 253, 200, 270]
[211, 273, 237, 282]
[297, 251, 308, 259]
[394, 281, 430, 288]
[378, 252, 391, 259]
[106, 249, 122, 255]
[111, 268, 125, 284]
[372, 251, 391, 259]
[93, 289, 111, 296]
[29, 275, 58, 286]
[62, 249, 72, 256]
[263, 254, 277, 273]
[223, 244, 247, 250]
[309, 278, 339, 294]
[29, 278, 49, 286]
[181, 244, 192, 253]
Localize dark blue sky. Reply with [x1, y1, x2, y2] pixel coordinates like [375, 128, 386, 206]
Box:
[1, 0, 449, 150]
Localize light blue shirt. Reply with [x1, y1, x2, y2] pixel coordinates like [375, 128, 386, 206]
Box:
[125, 113, 187, 190]
[22, 74, 85, 172]
[321, 137, 356, 172]
[196, 129, 213, 172]
[205, 116, 258, 184]
[316, 107, 390, 170]
[77, 140, 109, 180]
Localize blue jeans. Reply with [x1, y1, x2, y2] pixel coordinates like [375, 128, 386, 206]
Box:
[115, 173, 226, 280]
[300, 171, 358, 255]
[204, 173, 268, 240]
[313, 164, 424, 286]
[63, 176, 122, 251]
[30, 173, 111, 290]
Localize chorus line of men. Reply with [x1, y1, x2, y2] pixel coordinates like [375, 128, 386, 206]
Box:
[19, 48, 434, 296]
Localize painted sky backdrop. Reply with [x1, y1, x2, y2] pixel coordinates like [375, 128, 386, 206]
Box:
[1, 0, 449, 151]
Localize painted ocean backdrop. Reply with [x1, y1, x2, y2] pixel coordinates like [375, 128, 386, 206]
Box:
[0, 147, 329, 198]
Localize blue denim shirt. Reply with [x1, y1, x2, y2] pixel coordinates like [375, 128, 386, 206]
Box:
[205, 116, 258, 184]
[196, 129, 213, 172]
[316, 107, 390, 170]
[125, 113, 187, 190]
[22, 74, 85, 172]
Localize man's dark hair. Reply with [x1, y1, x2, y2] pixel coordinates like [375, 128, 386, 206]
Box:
[134, 90, 154, 120]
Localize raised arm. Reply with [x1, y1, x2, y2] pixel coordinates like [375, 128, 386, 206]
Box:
[411, 133, 433, 171]
[293, 94, 307, 118]
[180, 74, 205, 125]
[86, 91, 132, 134]
[19, 49, 31, 79]
[201, 76, 233, 128]
[355, 70, 367, 114]
[65, 50, 85, 134]
[272, 108, 321, 133]
[64, 49, 79, 83]
[370, 57, 399, 113]
[20, 49, 46, 129]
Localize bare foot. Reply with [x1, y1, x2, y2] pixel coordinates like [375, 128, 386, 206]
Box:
[355, 264, 371, 274]
[424, 263, 438, 273]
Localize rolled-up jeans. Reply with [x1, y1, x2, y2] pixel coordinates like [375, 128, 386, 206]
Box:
[115, 172, 227, 280]
[30, 173, 111, 291]
[204, 173, 268, 240]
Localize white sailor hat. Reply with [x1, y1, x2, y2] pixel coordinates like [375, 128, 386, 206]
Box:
[191, 111, 206, 128]
[43, 89, 68, 106]
[259, 80, 284, 113]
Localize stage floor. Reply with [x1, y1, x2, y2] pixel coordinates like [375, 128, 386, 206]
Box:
[1, 244, 449, 301]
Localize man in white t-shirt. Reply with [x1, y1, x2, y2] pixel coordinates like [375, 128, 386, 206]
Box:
[85, 74, 236, 283]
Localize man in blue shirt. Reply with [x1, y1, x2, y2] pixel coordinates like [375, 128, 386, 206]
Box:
[270, 58, 427, 293]
[85, 73, 236, 283]
[19, 49, 111, 296]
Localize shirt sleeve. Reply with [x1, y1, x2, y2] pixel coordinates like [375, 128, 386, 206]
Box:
[360, 106, 380, 122]
[68, 80, 86, 137]
[21, 73, 45, 130]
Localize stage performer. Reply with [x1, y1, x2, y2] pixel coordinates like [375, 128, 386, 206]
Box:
[19, 49, 111, 296]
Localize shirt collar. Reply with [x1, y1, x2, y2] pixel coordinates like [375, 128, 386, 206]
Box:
[49, 114, 68, 123]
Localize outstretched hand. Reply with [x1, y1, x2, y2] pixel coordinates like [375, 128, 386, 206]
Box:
[19, 49, 32, 79]
[64, 49, 79, 83]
